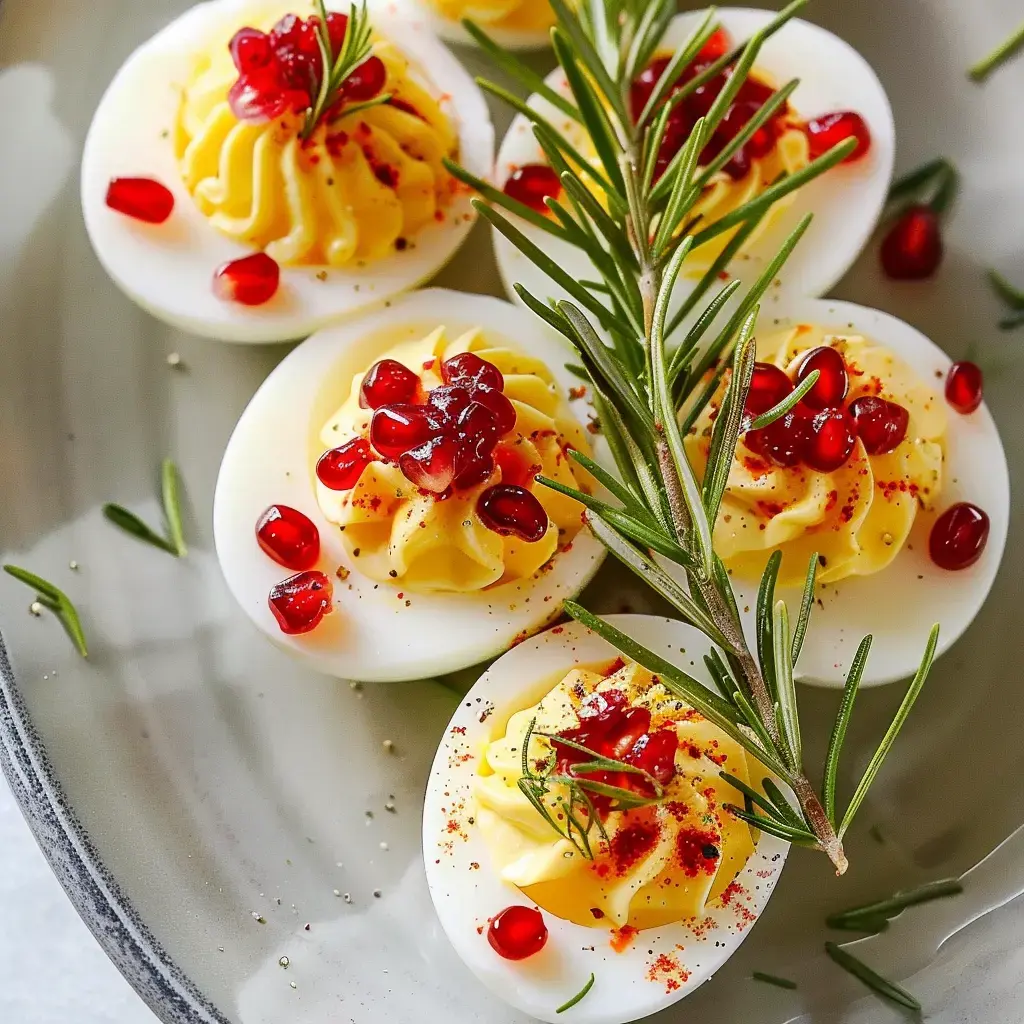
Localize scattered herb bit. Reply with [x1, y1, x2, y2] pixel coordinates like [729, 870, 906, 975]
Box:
[968, 20, 1024, 82]
[103, 504, 178, 554]
[824, 942, 921, 1013]
[886, 157, 958, 215]
[987, 269, 1024, 331]
[556, 973, 595, 1014]
[103, 459, 187, 557]
[826, 878, 963, 931]
[3, 565, 88, 657]
[752, 971, 797, 990]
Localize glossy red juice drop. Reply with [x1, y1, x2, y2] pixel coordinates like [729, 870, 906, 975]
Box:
[805, 110, 871, 162]
[213, 252, 280, 305]
[344, 55, 387, 101]
[796, 346, 849, 410]
[880, 205, 943, 280]
[945, 360, 983, 414]
[745, 411, 810, 467]
[442, 352, 504, 392]
[477, 484, 548, 542]
[929, 502, 990, 570]
[369, 404, 439, 460]
[317, 437, 373, 490]
[848, 396, 910, 454]
[487, 906, 547, 961]
[399, 436, 457, 493]
[105, 177, 175, 224]
[502, 164, 562, 213]
[804, 407, 857, 472]
[360, 358, 420, 409]
[268, 570, 333, 634]
[229, 27, 272, 72]
[745, 362, 793, 419]
[256, 505, 320, 570]
[325, 11, 349, 52]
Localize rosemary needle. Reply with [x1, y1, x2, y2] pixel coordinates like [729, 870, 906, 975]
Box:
[104, 459, 188, 557]
[752, 971, 797, 990]
[3, 564, 89, 658]
[968, 20, 1024, 82]
[824, 942, 921, 1013]
[826, 878, 963, 930]
[556, 973, 595, 1013]
[103, 504, 179, 555]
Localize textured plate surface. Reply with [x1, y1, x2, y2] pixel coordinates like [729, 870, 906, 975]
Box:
[2, 0, 1024, 1023]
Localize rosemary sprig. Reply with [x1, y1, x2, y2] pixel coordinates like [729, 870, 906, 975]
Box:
[3, 565, 88, 658]
[968, 20, 1024, 82]
[556, 973, 595, 1013]
[824, 942, 921, 1014]
[826, 878, 963, 931]
[103, 459, 188, 557]
[464, 0, 940, 874]
[752, 971, 797, 990]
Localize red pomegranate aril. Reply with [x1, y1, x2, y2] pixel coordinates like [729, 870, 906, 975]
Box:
[317, 437, 373, 491]
[453, 434, 496, 489]
[268, 570, 333, 635]
[880, 205, 943, 280]
[105, 177, 175, 224]
[805, 407, 857, 472]
[228, 72, 296, 122]
[630, 55, 671, 121]
[698, 26, 731, 61]
[344, 55, 387, 101]
[229, 27, 272, 72]
[399, 435, 457, 493]
[455, 401, 500, 445]
[746, 410, 810, 467]
[487, 906, 547, 961]
[213, 252, 280, 305]
[325, 12, 349, 52]
[745, 362, 793, 420]
[494, 444, 532, 488]
[428, 384, 474, 421]
[369, 404, 439, 460]
[442, 351, 504, 392]
[478, 484, 548, 542]
[805, 110, 871, 162]
[360, 358, 420, 409]
[945, 361, 983, 414]
[502, 164, 562, 213]
[577, 688, 629, 728]
[270, 13, 303, 46]
[626, 728, 679, 787]
[796, 345, 849, 410]
[849, 396, 909, 454]
[256, 505, 320, 570]
[603, 706, 653, 761]
[929, 502, 989, 571]
[474, 388, 517, 435]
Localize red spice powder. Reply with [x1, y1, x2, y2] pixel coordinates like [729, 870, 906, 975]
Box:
[676, 827, 721, 877]
[610, 924, 638, 953]
[646, 951, 691, 993]
[609, 819, 661, 875]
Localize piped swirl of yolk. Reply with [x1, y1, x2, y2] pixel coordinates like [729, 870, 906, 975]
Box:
[315, 326, 591, 592]
[425, 0, 554, 33]
[685, 325, 947, 587]
[176, 25, 458, 266]
[474, 660, 760, 931]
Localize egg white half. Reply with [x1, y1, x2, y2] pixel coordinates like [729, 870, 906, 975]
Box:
[369, 0, 552, 51]
[214, 288, 606, 681]
[723, 296, 1009, 689]
[422, 614, 789, 1024]
[81, 0, 494, 343]
[493, 6, 895, 313]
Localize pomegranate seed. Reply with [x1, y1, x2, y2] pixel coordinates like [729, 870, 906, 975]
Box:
[454, 401, 500, 443]
[630, 56, 670, 121]
[399, 435, 457, 493]
[228, 72, 298, 122]
[317, 437, 373, 490]
[494, 444, 533, 488]
[213, 252, 280, 305]
[478, 484, 548, 542]
[805, 110, 871, 162]
[625, 728, 679, 788]
[745, 362, 793, 420]
[255, 505, 320, 570]
[473, 388, 517, 435]
[268, 570, 333, 635]
[270, 13, 303, 47]
[880, 205, 943, 280]
[453, 435, 497, 490]
[326, 12, 349, 52]
[360, 359, 420, 409]
[578, 689, 629, 728]
[229, 28, 272, 72]
[502, 164, 562, 213]
[602, 706, 652, 760]
[698, 27, 731, 61]
[428, 384, 474, 421]
[344, 55, 386, 101]
[804, 407, 857, 472]
[105, 177, 175, 224]
[487, 906, 547, 961]
[796, 346, 849, 410]
[369, 404, 439, 460]
[745, 411, 810, 467]
[848, 396, 910, 454]
[929, 502, 990, 571]
[441, 352, 504, 392]
[945, 361, 983, 414]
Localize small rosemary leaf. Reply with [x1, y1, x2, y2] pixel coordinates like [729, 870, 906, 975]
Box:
[761, 777, 805, 830]
[705, 647, 741, 704]
[556, 973, 595, 1014]
[752, 971, 797, 990]
[968, 20, 1024, 82]
[161, 459, 187, 558]
[446, 159, 566, 237]
[3, 563, 62, 602]
[3, 565, 88, 658]
[513, 285, 578, 345]
[719, 771, 784, 820]
[560, 173, 638, 269]
[331, 93, 391, 123]
[653, 118, 706, 255]
[599, 509, 698, 572]
[827, 879, 963, 929]
[773, 601, 801, 765]
[678, 360, 729, 437]
[636, 10, 716, 127]
[642, 103, 673, 193]
[999, 311, 1024, 331]
[823, 634, 871, 825]
[103, 504, 177, 556]
[731, 690, 787, 777]
[531, 122, 624, 216]
[725, 803, 817, 846]
[886, 158, 952, 206]
[827, 916, 890, 935]
[748, 370, 819, 429]
[756, 551, 782, 697]
[666, 244, 750, 350]
[549, 0, 625, 124]
[824, 942, 921, 1013]
[790, 551, 818, 667]
[564, 448, 645, 517]
[988, 269, 1024, 309]
[839, 624, 939, 839]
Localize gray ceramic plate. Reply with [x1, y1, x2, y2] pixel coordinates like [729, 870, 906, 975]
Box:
[2, 0, 1023, 1021]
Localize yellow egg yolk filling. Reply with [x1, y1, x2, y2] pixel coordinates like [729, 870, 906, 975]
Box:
[685, 324, 947, 588]
[475, 660, 761, 931]
[425, 0, 554, 34]
[176, 10, 459, 266]
[316, 326, 591, 593]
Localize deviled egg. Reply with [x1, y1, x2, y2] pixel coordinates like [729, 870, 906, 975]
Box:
[493, 6, 895, 312]
[423, 615, 789, 1024]
[685, 296, 1008, 688]
[372, 0, 555, 50]
[81, 0, 493, 343]
[214, 289, 606, 681]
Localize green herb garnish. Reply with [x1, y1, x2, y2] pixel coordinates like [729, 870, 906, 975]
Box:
[752, 971, 797, 990]
[968, 20, 1024, 82]
[988, 269, 1024, 331]
[3, 565, 88, 658]
[556, 973, 595, 1013]
[827, 878, 963, 931]
[103, 459, 187, 557]
[824, 942, 921, 1013]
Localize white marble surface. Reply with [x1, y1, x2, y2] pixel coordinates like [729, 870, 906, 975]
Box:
[0, 784, 154, 1024]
